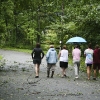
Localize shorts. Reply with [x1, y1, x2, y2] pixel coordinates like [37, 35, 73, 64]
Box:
[93, 63, 100, 70]
[33, 59, 41, 65]
[47, 63, 56, 71]
[86, 63, 92, 68]
[60, 61, 68, 68]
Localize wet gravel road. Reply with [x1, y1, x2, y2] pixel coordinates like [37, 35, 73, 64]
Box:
[0, 49, 100, 100]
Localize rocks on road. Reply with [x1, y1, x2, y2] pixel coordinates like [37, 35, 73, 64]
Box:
[0, 49, 100, 100]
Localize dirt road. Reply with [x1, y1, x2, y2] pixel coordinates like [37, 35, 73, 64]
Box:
[0, 49, 100, 100]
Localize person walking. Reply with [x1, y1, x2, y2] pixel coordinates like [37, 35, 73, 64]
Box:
[84, 43, 93, 80]
[58, 45, 68, 78]
[31, 43, 44, 78]
[46, 45, 58, 78]
[93, 45, 100, 80]
[72, 45, 81, 79]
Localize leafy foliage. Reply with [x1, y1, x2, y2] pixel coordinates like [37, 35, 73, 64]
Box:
[0, 0, 100, 49]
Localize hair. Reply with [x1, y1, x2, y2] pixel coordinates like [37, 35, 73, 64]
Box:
[95, 44, 99, 49]
[36, 43, 40, 48]
[88, 43, 92, 48]
[62, 45, 66, 49]
[50, 45, 54, 48]
[75, 44, 79, 48]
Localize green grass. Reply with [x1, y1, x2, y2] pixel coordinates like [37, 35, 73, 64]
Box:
[0, 55, 2, 60]
[0, 47, 47, 54]
[0, 47, 32, 53]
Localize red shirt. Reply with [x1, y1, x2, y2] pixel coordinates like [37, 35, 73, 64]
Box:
[93, 48, 100, 63]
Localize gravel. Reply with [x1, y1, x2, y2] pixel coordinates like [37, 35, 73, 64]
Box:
[0, 49, 100, 100]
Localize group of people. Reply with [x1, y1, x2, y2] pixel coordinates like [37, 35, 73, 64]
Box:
[31, 43, 100, 80]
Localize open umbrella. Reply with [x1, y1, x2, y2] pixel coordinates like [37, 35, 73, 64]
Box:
[66, 36, 87, 43]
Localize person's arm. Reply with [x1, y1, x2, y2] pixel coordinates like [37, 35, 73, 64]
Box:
[58, 51, 61, 59]
[31, 49, 34, 59]
[98, 49, 100, 59]
[41, 51, 44, 59]
[80, 50, 81, 56]
[84, 50, 86, 57]
[46, 50, 50, 61]
[72, 50, 74, 57]
[93, 51, 94, 59]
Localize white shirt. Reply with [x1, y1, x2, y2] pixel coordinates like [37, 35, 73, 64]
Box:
[84, 48, 93, 64]
[59, 49, 68, 62]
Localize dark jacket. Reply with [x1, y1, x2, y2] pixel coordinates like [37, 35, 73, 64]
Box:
[31, 48, 44, 60]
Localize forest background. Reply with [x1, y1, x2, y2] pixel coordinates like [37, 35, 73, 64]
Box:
[0, 0, 100, 54]
[0, 0, 100, 73]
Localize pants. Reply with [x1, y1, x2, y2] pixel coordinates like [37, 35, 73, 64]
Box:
[73, 61, 80, 76]
[47, 63, 56, 71]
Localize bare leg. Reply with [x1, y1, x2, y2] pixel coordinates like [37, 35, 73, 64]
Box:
[61, 68, 66, 77]
[87, 66, 91, 80]
[61, 68, 64, 77]
[98, 70, 100, 77]
[35, 64, 40, 77]
[94, 69, 97, 78]
[64, 68, 66, 75]
[99, 70, 100, 74]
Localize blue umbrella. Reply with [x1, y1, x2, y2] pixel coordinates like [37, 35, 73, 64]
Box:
[66, 36, 87, 43]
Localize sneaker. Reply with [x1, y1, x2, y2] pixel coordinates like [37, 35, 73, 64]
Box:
[75, 76, 79, 79]
[93, 77, 96, 80]
[87, 78, 90, 80]
[64, 74, 67, 77]
[35, 76, 39, 78]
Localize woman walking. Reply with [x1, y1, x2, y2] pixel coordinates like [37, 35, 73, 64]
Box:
[58, 45, 68, 78]
[84, 43, 93, 80]
[31, 43, 44, 78]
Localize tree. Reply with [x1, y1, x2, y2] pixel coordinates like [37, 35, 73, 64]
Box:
[0, 0, 100, 49]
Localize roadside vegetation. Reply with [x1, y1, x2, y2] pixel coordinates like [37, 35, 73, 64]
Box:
[1, 47, 32, 54]
[0, 55, 4, 70]
[0, 55, 2, 60]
